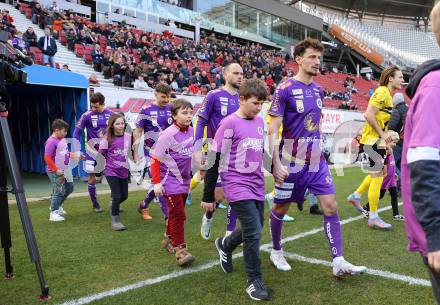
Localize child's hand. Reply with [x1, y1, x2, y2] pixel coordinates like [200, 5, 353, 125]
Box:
[153, 183, 164, 197]
[56, 169, 64, 176]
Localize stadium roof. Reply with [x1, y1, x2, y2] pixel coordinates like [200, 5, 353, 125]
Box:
[285, 0, 435, 19]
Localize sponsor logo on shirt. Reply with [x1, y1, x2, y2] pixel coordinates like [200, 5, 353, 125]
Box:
[219, 97, 229, 102]
[305, 89, 313, 97]
[292, 89, 303, 95]
[257, 127, 263, 135]
[304, 113, 319, 132]
[296, 100, 304, 113]
[317, 98, 322, 109]
[150, 111, 158, 115]
[242, 138, 263, 152]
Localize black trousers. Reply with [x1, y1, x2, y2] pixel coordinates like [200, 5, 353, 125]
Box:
[223, 199, 264, 282]
[106, 176, 128, 216]
[423, 255, 440, 304]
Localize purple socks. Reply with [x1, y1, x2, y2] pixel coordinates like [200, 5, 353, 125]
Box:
[88, 183, 99, 208]
[139, 191, 168, 219]
[226, 205, 237, 232]
[270, 209, 285, 251]
[323, 213, 344, 258]
[139, 190, 155, 209]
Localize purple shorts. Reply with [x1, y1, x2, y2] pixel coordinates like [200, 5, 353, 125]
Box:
[274, 158, 335, 205]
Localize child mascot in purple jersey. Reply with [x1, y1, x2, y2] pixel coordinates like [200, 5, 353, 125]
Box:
[196, 63, 242, 240]
[133, 83, 173, 222]
[202, 78, 269, 301]
[268, 38, 367, 276]
[73, 92, 113, 213]
[98, 113, 132, 231]
[402, 2, 440, 302]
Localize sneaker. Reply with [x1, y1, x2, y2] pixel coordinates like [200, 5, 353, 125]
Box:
[225, 230, 232, 238]
[58, 206, 67, 216]
[174, 244, 195, 266]
[393, 214, 405, 221]
[93, 206, 103, 213]
[162, 234, 175, 254]
[368, 216, 392, 230]
[270, 249, 292, 271]
[332, 257, 367, 277]
[215, 237, 232, 273]
[347, 193, 368, 217]
[309, 205, 323, 215]
[282, 214, 295, 222]
[200, 214, 213, 240]
[185, 193, 192, 205]
[217, 203, 227, 209]
[49, 211, 65, 222]
[246, 279, 269, 301]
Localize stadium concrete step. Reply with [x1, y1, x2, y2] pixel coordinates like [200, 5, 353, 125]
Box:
[0, 2, 115, 88]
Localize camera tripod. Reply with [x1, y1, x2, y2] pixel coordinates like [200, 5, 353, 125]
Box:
[0, 101, 49, 300]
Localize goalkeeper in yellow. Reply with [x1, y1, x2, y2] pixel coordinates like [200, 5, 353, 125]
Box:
[347, 65, 404, 230]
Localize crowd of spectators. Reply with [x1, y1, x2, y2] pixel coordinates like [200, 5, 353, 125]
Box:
[11, 0, 367, 109]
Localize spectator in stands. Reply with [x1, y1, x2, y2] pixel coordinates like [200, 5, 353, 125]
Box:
[23, 27, 37, 48]
[91, 44, 104, 72]
[214, 73, 223, 87]
[2, 10, 13, 25]
[187, 82, 200, 95]
[38, 27, 57, 68]
[31, 3, 43, 25]
[89, 73, 100, 86]
[62, 64, 71, 71]
[12, 31, 28, 54]
[134, 74, 152, 90]
[123, 64, 137, 87]
[49, 1, 60, 13]
[176, 73, 188, 91]
[200, 70, 210, 87]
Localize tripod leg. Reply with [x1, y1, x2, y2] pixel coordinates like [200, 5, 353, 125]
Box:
[0, 148, 14, 279]
[0, 115, 49, 299]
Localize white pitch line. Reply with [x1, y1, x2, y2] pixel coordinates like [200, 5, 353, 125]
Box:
[275, 251, 431, 287]
[58, 202, 413, 305]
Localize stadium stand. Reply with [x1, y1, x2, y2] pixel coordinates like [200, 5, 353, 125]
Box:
[4, 1, 384, 110]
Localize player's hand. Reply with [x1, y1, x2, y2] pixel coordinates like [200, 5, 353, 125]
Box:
[153, 183, 164, 197]
[201, 201, 215, 212]
[199, 170, 206, 180]
[272, 162, 288, 185]
[55, 169, 64, 176]
[428, 251, 440, 272]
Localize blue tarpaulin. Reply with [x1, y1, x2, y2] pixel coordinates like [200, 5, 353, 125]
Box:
[6, 65, 88, 176]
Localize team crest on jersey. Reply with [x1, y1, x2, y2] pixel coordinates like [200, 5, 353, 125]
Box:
[304, 113, 318, 132]
[292, 89, 303, 96]
[221, 101, 228, 116]
[296, 100, 304, 113]
[167, 118, 172, 124]
[257, 126, 263, 135]
[317, 98, 323, 109]
[305, 89, 313, 97]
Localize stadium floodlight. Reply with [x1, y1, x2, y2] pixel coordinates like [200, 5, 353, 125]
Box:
[0, 30, 50, 300]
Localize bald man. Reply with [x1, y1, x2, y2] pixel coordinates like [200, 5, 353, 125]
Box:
[194, 63, 243, 240]
[403, 2, 440, 303]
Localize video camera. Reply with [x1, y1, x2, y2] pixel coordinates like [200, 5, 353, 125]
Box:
[0, 30, 33, 84]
